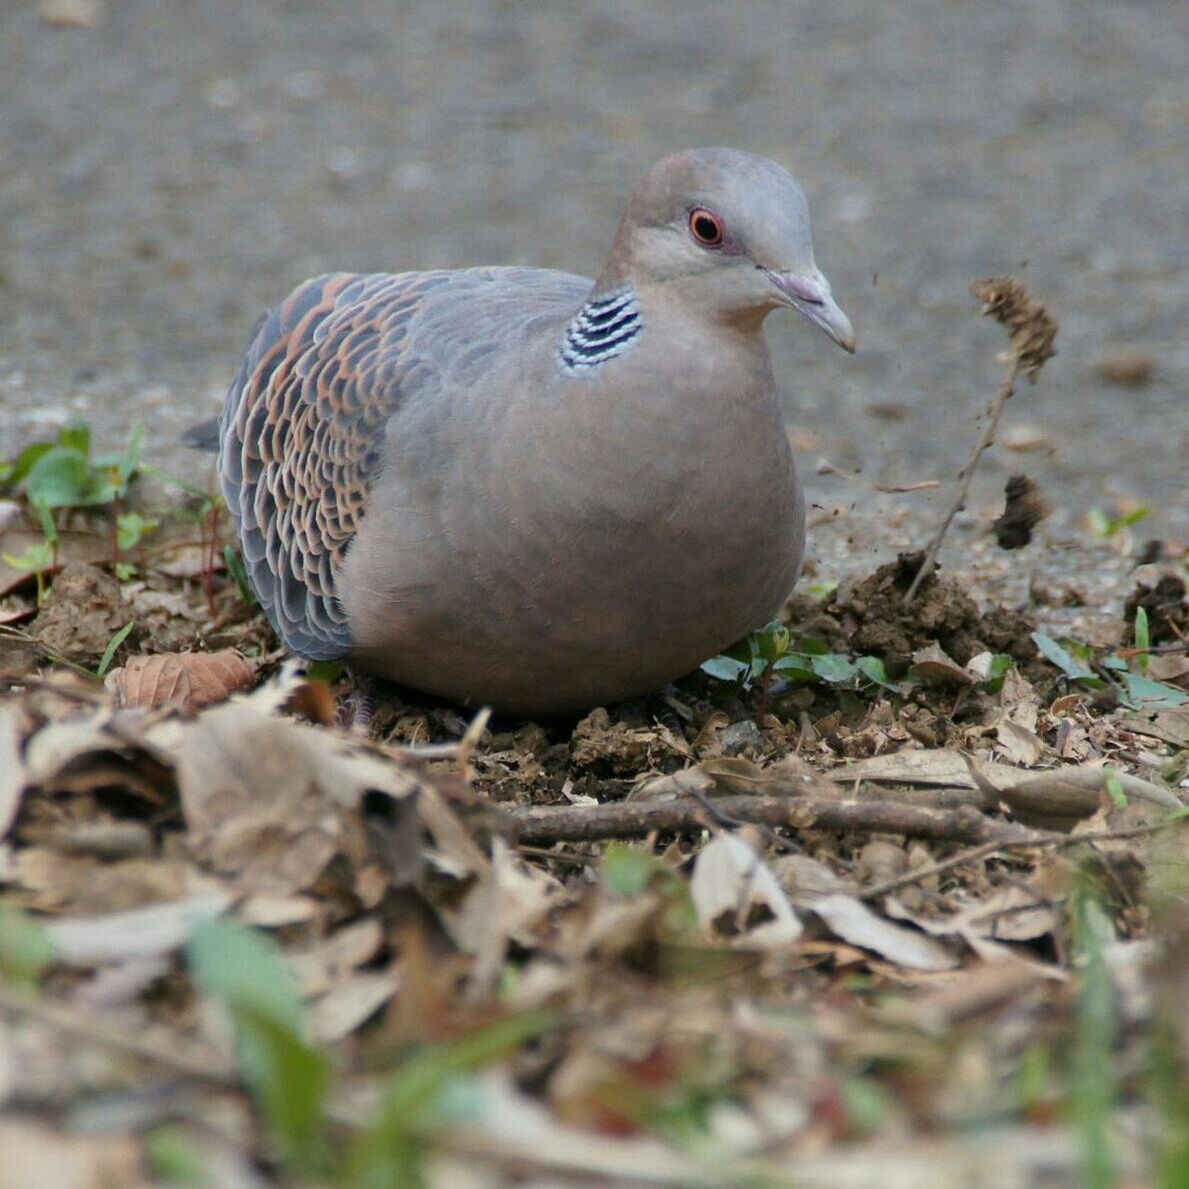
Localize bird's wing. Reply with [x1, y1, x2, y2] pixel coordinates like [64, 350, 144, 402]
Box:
[219, 267, 589, 658]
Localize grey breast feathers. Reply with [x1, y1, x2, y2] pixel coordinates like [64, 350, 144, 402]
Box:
[218, 266, 590, 659]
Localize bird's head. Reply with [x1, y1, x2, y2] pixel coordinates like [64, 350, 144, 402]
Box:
[600, 147, 855, 352]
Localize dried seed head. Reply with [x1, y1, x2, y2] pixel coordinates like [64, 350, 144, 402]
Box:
[970, 276, 1058, 381]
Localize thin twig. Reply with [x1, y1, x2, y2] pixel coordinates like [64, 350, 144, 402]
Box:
[861, 839, 1007, 901]
[861, 815, 1187, 901]
[904, 356, 1021, 606]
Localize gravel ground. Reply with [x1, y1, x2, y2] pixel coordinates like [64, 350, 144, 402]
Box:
[2, 0, 1186, 554]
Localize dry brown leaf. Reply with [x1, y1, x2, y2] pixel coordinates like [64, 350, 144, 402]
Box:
[309, 972, 400, 1043]
[0, 597, 35, 626]
[1126, 705, 1189, 749]
[877, 962, 1047, 1031]
[885, 896, 1066, 976]
[0, 530, 113, 599]
[992, 474, 1050, 550]
[287, 917, 385, 998]
[909, 643, 975, 687]
[810, 893, 959, 971]
[965, 756, 1182, 831]
[631, 755, 835, 802]
[44, 894, 233, 966]
[775, 854, 957, 971]
[0, 1119, 141, 1189]
[33, 563, 133, 666]
[689, 832, 802, 949]
[829, 750, 1023, 793]
[994, 719, 1046, 767]
[0, 705, 25, 843]
[105, 650, 255, 712]
[173, 699, 421, 894]
[22, 707, 176, 805]
[952, 884, 1058, 944]
[451, 837, 561, 995]
[150, 542, 223, 578]
[14, 847, 193, 914]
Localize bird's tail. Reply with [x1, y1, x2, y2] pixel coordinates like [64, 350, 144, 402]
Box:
[182, 417, 220, 452]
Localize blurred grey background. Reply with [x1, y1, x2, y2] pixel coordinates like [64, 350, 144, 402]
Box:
[2, 0, 1186, 548]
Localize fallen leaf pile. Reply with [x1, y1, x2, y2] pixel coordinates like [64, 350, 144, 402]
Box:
[0, 496, 1187, 1185]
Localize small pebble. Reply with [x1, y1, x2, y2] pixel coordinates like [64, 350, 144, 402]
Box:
[718, 719, 763, 756]
[1001, 423, 1050, 451]
[1095, 347, 1155, 386]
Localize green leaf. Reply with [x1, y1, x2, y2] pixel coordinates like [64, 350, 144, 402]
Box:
[795, 636, 830, 657]
[1133, 606, 1150, 673]
[1070, 880, 1118, 1188]
[345, 1012, 554, 1189]
[145, 1125, 212, 1187]
[1032, 632, 1103, 686]
[187, 919, 328, 1172]
[701, 655, 750, 683]
[234, 1002, 332, 1172]
[1104, 770, 1128, 808]
[2, 541, 55, 574]
[810, 653, 859, 684]
[117, 511, 159, 551]
[306, 660, 342, 683]
[24, 446, 92, 507]
[187, 918, 304, 1037]
[0, 441, 55, 490]
[222, 546, 257, 607]
[856, 655, 900, 691]
[141, 462, 218, 502]
[0, 905, 57, 987]
[1112, 506, 1150, 532]
[805, 580, 838, 600]
[56, 420, 91, 457]
[34, 501, 59, 546]
[752, 623, 790, 662]
[602, 844, 673, 898]
[772, 653, 818, 683]
[841, 1074, 894, 1135]
[1087, 505, 1150, 539]
[1114, 671, 1188, 709]
[96, 621, 134, 678]
[118, 421, 144, 484]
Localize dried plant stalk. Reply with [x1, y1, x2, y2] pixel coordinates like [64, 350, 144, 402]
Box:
[904, 277, 1058, 606]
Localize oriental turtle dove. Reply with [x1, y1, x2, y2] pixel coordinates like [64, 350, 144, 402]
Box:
[217, 148, 854, 714]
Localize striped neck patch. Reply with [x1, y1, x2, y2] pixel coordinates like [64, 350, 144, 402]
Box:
[559, 288, 642, 373]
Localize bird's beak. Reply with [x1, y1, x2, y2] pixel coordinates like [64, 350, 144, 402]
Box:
[762, 268, 856, 353]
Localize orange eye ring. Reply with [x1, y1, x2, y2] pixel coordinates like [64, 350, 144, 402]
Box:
[689, 208, 724, 247]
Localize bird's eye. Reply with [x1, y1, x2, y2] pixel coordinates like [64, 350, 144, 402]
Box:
[689, 208, 724, 247]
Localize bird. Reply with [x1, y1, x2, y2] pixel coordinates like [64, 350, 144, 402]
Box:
[216, 147, 854, 716]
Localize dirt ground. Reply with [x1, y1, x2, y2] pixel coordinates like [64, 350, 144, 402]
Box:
[1, 0, 1187, 551]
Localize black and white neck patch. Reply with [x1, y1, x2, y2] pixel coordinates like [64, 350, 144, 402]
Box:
[559, 288, 642, 373]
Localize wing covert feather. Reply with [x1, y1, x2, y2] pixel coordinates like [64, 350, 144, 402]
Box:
[218, 266, 590, 658]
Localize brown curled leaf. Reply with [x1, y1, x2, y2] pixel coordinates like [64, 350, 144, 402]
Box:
[963, 753, 1182, 831]
[105, 650, 256, 712]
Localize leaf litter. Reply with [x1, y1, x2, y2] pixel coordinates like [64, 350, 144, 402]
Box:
[0, 282, 1187, 1185]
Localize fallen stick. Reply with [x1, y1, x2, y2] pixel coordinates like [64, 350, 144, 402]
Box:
[509, 795, 1044, 846]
